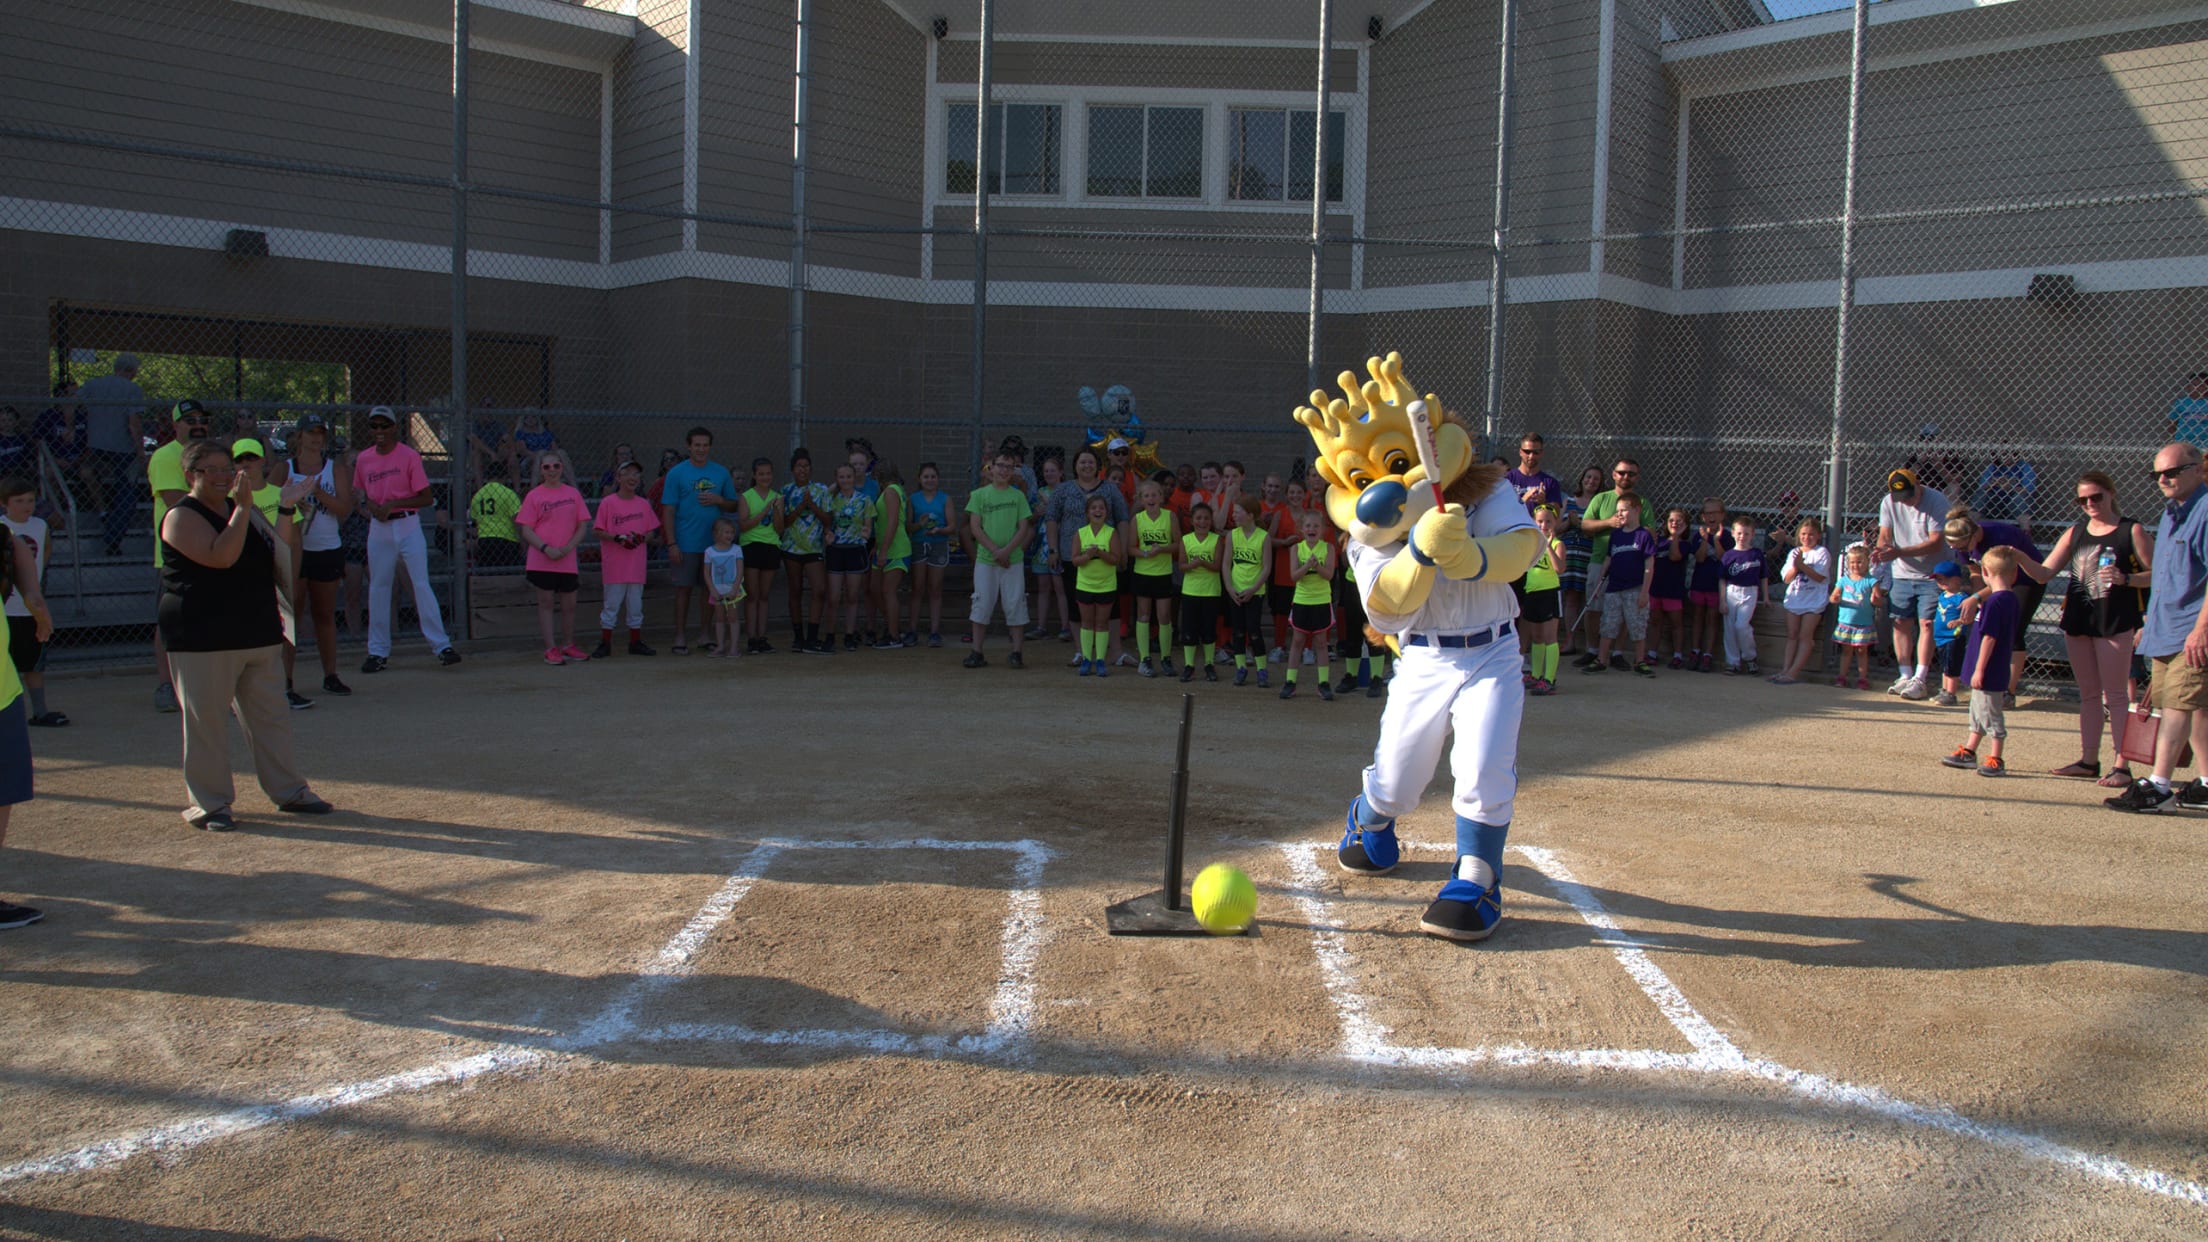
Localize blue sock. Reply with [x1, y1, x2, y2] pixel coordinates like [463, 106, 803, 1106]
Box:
[1354, 794, 1393, 829]
[1455, 816, 1509, 881]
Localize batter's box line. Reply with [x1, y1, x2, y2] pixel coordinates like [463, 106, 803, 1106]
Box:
[0, 836, 1055, 1189]
[1275, 839, 2208, 1209]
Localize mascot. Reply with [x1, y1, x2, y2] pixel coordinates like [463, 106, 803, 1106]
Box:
[1295, 353, 1539, 940]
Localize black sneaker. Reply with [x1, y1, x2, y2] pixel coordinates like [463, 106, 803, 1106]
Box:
[753, 638, 774, 654]
[1634, 661, 1655, 677]
[285, 689, 314, 711]
[1335, 674, 1361, 694]
[1008, 651, 1025, 669]
[1609, 654, 1630, 671]
[2105, 778, 2177, 814]
[590, 641, 614, 660]
[1366, 678, 1384, 698]
[2178, 779, 2208, 810]
[1582, 662, 1608, 675]
[872, 636, 904, 650]
[1279, 682, 1295, 700]
[963, 651, 988, 669]
[0, 901, 43, 930]
[1573, 651, 1598, 669]
[1180, 665, 1196, 684]
[843, 634, 860, 653]
[1204, 666, 1219, 683]
[321, 675, 353, 697]
[1318, 681, 1335, 701]
[629, 639, 657, 656]
[437, 648, 463, 667]
[360, 655, 388, 674]
[190, 809, 236, 832]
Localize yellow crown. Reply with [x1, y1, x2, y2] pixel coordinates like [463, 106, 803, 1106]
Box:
[1294, 352, 1446, 491]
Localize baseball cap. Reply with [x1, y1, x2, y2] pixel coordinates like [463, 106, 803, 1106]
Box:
[1777, 489, 1800, 505]
[1887, 468, 1920, 494]
[366, 405, 397, 425]
[229, 438, 266, 460]
[1108, 437, 1130, 451]
[1932, 559, 1963, 578]
[295, 413, 329, 433]
[172, 399, 208, 422]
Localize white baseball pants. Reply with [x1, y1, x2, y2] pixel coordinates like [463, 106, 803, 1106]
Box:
[367, 513, 451, 657]
[601, 582, 644, 629]
[1720, 585, 1759, 667]
[1360, 634, 1522, 827]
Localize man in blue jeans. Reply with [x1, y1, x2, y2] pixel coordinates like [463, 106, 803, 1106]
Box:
[1875, 467, 1950, 701]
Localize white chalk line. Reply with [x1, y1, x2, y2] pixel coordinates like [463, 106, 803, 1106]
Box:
[1285, 838, 2208, 1209]
[1, 837, 1054, 1188]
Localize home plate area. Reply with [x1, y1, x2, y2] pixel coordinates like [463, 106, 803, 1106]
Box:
[6, 832, 2206, 1216]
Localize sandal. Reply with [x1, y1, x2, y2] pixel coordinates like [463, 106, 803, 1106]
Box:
[671, 643, 690, 656]
[2097, 766, 2135, 789]
[2049, 759, 2100, 780]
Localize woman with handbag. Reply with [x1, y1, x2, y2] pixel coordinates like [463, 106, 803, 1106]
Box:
[2015, 471, 2153, 786]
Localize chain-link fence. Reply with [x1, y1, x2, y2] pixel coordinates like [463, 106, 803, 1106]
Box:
[6, 0, 2204, 679]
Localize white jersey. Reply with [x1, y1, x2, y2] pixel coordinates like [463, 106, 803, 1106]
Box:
[1348, 477, 1533, 636]
[292, 456, 342, 552]
[2, 514, 48, 618]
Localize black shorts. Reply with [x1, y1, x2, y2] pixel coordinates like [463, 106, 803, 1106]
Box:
[1227, 596, 1265, 641]
[742, 541, 781, 573]
[826, 545, 870, 575]
[1178, 594, 1221, 637]
[8, 615, 47, 674]
[1291, 601, 1334, 635]
[1519, 586, 1561, 624]
[300, 546, 346, 582]
[1074, 588, 1118, 607]
[783, 551, 823, 568]
[1131, 572, 1175, 600]
[1939, 638, 1966, 680]
[475, 537, 522, 569]
[526, 570, 579, 594]
[2013, 577, 2047, 648]
[0, 697, 28, 806]
[1267, 582, 1294, 614]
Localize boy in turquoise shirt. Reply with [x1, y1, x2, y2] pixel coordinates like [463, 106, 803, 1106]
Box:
[1931, 559, 1970, 708]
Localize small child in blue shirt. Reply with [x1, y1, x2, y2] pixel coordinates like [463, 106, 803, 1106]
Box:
[1930, 559, 1970, 708]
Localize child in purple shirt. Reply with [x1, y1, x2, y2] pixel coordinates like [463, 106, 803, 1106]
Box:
[1718, 517, 1767, 674]
[1942, 546, 2022, 777]
[1588, 495, 1658, 677]
[1649, 506, 1694, 668]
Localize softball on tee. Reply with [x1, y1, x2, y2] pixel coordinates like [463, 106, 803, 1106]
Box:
[1190, 864, 1257, 936]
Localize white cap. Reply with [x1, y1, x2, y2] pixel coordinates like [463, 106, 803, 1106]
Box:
[367, 405, 397, 423]
[1108, 437, 1130, 450]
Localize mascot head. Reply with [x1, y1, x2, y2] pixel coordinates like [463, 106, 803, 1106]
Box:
[1295, 352, 1495, 547]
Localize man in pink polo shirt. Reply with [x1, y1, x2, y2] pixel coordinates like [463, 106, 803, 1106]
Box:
[355, 406, 461, 673]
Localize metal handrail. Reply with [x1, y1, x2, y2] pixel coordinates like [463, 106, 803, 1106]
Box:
[33, 443, 86, 620]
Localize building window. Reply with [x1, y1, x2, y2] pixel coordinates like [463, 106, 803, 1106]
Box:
[946, 102, 1063, 196]
[1086, 105, 1204, 199]
[1228, 109, 1344, 203]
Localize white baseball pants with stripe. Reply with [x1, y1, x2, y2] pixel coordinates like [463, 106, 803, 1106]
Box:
[1360, 635, 1522, 827]
[367, 512, 451, 657]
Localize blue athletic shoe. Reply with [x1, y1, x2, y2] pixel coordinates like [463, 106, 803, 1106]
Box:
[1336, 798, 1400, 875]
[1078, 659, 1094, 677]
[1419, 856, 1503, 941]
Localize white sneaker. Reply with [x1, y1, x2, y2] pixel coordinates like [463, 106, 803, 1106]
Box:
[1116, 652, 1138, 667]
[1270, 646, 1287, 664]
[1900, 677, 1931, 701]
[1303, 649, 1316, 666]
[1885, 674, 1910, 696]
[1068, 652, 1084, 667]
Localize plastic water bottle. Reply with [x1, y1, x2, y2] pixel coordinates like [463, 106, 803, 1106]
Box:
[2095, 546, 2118, 600]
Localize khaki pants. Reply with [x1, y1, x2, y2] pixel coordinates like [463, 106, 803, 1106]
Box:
[170, 644, 312, 821]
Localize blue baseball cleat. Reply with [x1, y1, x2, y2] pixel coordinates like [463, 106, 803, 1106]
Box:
[1419, 855, 1503, 941]
[1336, 797, 1400, 875]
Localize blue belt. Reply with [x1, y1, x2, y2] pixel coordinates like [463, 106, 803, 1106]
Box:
[1405, 621, 1512, 649]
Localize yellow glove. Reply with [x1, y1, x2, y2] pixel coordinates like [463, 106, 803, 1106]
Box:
[1367, 547, 1438, 616]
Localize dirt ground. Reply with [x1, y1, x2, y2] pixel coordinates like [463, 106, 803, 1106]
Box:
[2, 637, 2206, 1239]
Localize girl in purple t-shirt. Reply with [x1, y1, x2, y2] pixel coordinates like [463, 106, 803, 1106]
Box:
[1718, 518, 1768, 674]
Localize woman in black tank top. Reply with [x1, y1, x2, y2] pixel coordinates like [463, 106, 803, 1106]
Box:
[2015, 470, 2154, 786]
[156, 441, 327, 831]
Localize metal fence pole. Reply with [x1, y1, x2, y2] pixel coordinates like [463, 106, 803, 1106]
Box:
[1304, 0, 1334, 399]
[788, 0, 811, 453]
[969, 0, 993, 485]
[1824, 0, 1868, 548]
[1484, 0, 1518, 451]
[449, 0, 471, 639]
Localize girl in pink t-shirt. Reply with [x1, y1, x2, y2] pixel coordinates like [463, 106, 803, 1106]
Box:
[516, 451, 591, 665]
[590, 460, 660, 657]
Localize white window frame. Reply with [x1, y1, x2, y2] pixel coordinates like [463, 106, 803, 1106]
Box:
[924, 81, 1367, 225]
[1224, 106, 1348, 205]
[1084, 104, 1208, 202]
[943, 100, 1069, 198]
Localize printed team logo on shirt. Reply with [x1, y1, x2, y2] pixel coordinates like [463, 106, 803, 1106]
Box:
[536, 494, 579, 518]
[359, 461, 409, 492]
[604, 508, 653, 535]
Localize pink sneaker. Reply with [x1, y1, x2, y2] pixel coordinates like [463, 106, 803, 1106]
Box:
[543, 648, 565, 666]
[560, 644, 591, 662]
[1857, 676, 1871, 690]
